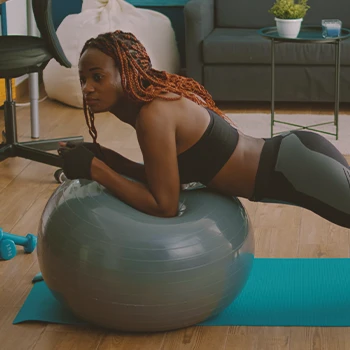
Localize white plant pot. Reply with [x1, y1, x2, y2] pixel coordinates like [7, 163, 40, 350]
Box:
[275, 18, 303, 38]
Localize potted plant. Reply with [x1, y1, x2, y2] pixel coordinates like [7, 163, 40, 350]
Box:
[269, 0, 310, 38]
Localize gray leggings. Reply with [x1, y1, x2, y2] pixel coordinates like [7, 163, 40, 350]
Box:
[251, 130, 350, 229]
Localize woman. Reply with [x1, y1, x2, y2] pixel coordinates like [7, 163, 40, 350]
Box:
[58, 30, 350, 229]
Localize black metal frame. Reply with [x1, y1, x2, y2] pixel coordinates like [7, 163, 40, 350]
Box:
[0, 78, 83, 167]
[259, 25, 350, 140]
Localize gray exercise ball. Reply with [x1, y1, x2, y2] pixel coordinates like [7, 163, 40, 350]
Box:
[37, 179, 254, 332]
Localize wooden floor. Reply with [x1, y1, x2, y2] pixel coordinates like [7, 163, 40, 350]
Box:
[0, 91, 350, 350]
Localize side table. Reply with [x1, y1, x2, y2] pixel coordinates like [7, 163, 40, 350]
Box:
[258, 25, 350, 140]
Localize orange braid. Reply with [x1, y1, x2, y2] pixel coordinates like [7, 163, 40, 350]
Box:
[83, 99, 98, 143]
[80, 30, 234, 142]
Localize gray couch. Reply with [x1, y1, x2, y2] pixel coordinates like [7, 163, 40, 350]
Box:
[184, 0, 350, 102]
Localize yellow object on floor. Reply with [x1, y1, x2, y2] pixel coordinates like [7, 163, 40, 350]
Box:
[0, 79, 16, 105]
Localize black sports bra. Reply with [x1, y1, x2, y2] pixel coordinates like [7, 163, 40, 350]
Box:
[177, 108, 239, 185]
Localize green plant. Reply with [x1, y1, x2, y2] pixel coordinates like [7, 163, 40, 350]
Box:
[269, 0, 310, 19]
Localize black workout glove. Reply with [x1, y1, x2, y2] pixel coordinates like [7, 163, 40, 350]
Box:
[65, 141, 106, 162]
[58, 144, 95, 180]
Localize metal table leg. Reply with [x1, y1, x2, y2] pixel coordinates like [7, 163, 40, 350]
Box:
[271, 38, 275, 138]
[271, 40, 341, 139]
[334, 39, 341, 140]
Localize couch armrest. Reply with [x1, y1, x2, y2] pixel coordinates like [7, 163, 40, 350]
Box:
[184, 0, 214, 84]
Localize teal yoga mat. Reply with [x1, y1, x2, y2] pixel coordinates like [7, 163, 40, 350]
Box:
[13, 258, 350, 327]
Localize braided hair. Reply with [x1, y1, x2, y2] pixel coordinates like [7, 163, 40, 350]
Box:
[79, 30, 233, 142]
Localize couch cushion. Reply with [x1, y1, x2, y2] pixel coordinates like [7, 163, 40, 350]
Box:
[216, 0, 350, 29]
[203, 65, 350, 102]
[202, 28, 350, 65]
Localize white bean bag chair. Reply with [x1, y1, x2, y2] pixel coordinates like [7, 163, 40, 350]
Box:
[43, 0, 181, 108]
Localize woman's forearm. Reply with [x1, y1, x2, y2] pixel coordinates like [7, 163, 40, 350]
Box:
[91, 158, 177, 217]
[100, 146, 147, 183]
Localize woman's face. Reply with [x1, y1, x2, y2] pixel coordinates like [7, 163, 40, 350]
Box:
[78, 47, 123, 113]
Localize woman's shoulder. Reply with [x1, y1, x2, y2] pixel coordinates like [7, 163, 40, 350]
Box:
[136, 97, 178, 132]
[138, 93, 183, 119]
[137, 92, 209, 131]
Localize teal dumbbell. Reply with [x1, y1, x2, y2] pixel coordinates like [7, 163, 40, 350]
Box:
[0, 229, 37, 253]
[0, 239, 17, 260]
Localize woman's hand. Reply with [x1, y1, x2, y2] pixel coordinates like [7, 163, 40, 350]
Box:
[59, 141, 106, 161]
[58, 144, 95, 180]
[59, 141, 147, 184]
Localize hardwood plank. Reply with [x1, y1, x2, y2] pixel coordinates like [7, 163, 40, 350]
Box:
[0, 259, 38, 307]
[33, 329, 104, 350]
[0, 158, 31, 192]
[162, 326, 229, 350]
[299, 211, 331, 246]
[254, 226, 274, 257]
[258, 327, 290, 350]
[225, 326, 264, 350]
[269, 225, 300, 258]
[327, 223, 350, 258]
[298, 221, 349, 259]
[0, 163, 56, 233]
[10, 182, 58, 236]
[290, 327, 347, 350]
[298, 210, 334, 258]
[254, 203, 302, 230]
[98, 331, 165, 350]
[0, 307, 45, 350]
